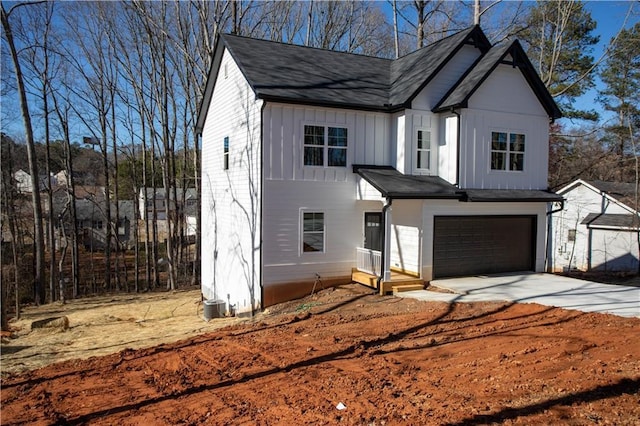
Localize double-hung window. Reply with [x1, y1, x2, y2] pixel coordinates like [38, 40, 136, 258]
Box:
[491, 131, 525, 171]
[416, 129, 431, 171]
[303, 125, 348, 167]
[302, 212, 324, 253]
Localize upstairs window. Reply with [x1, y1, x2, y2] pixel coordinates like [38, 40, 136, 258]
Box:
[223, 136, 229, 170]
[416, 129, 431, 170]
[491, 131, 525, 171]
[303, 125, 348, 167]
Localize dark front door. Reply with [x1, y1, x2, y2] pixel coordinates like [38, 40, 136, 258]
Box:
[364, 212, 383, 251]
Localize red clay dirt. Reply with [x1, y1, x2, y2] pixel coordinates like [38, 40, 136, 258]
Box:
[1, 284, 639, 425]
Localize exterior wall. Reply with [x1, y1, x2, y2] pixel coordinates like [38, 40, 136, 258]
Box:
[389, 200, 423, 274]
[412, 45, 482, 110]
[438, 114, 459, 184]
[261, 103, 390, 303]
[421, 200, 548, 281]
[551, 183, 638, 272]
[403, 110, 438, 176]
[201, 48, 263, 315]
[460, 63, 550, 190]
[262, 103, 391, 181]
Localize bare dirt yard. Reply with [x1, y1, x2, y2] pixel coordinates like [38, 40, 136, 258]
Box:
[1, 284, 639, 425]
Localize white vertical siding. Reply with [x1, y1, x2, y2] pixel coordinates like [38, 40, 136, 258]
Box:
[262, 104, 391, 182]
[458, 63, 550, 190]
[201, 49, 263, 314]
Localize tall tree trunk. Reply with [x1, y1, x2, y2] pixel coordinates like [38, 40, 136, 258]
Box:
[1, 4, 46, 305]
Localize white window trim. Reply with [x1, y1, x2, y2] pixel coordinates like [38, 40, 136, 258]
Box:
[299, 209, 326, 255]
[414, 127, 432, 174]
[302, 122, 349, 168]
[489, 129, 526, 173]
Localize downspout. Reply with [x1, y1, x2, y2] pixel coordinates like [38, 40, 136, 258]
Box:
[376, 197, 393, 291]
[451, 109, 461, 187]
[545, 200, 564, 272]
[258, 101, 266, 314]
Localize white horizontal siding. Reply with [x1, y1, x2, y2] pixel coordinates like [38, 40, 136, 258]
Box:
[201, 48, 263, 314]
[262, 179, 381, 285]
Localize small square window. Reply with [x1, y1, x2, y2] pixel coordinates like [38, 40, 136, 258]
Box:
[568, 229, 576, 242]
[491, 131, 525, 171]
[303, 125, 347, 167]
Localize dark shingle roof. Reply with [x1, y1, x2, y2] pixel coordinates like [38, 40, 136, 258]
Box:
[354, 166, 461, 199]
[581, 213, 640, 230]
[464, 189, 563, 202]
[434, 40, 562, 119]
[223, 35, 392, 110]
[587, 180, 638, 209]
[196, 26, 560, 134]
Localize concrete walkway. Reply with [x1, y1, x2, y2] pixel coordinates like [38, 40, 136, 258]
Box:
[395, 273, 640, 318]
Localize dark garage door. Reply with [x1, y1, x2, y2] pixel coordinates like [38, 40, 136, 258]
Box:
[433, 215, 535, 278]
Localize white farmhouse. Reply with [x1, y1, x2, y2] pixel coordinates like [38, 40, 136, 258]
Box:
[550, 179, 639, 273]
[196, 26, 562, 315]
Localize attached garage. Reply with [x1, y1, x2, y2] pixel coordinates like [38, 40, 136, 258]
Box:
[433, 215, 536, 278]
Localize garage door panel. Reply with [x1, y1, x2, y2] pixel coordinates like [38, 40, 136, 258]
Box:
[434, 216, 535, 278]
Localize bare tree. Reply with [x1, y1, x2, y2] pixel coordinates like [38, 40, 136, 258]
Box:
[1, 1, 47, 305]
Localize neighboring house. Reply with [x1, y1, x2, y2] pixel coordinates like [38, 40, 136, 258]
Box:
[49, 185, 135, 250]
[13, 169, 54, 193]
[550, 179, 639, 273]
[196, 25, 562, 315]
[138, 187, 197, 221]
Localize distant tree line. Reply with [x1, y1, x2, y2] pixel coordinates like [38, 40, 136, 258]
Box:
[1, 1, 638, 329]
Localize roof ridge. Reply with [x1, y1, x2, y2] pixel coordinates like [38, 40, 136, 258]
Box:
[221, 33, 394, 62]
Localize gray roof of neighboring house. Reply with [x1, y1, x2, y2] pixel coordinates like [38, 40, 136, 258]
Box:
[581, 213, 640, 230]
[587, 180, 638, 210]
[141, 187, 197, 200]
[196, 26, 559, 134]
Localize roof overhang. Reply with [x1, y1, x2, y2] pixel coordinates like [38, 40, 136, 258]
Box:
[463, 189, 564, 203]
[581, 213, 640, 231]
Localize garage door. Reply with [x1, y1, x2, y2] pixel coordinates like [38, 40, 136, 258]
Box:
[433, 215, 535, 278]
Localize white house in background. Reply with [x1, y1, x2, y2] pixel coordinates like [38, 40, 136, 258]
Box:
[138, 187, 197, 221]
[196, 25, 562, 315]
[550, 180, 639, 272]
[13, 169, 54, 193]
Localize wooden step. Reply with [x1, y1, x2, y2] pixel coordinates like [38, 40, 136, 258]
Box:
[392, 284, 425, 293]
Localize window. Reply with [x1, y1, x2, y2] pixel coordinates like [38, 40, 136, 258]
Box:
[416, 129, 431, 170]
[491, 131, 525, 171]
[223, 136, 229, 170]
[302, 212, 324, 253]
[568, 229, 576, 242]
[303, 125, 347, 167]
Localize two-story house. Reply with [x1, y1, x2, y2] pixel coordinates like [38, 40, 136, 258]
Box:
[196, 26, 562, 315]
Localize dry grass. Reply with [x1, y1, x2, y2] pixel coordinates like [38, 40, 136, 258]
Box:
[1, 289, 245, 376]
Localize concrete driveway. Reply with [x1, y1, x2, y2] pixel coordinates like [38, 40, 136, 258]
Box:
[396, 272, 640, 318]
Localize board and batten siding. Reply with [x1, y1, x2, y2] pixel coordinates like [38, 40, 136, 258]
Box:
[201, 48, 263, 315]
[421, 200, 548, 281]
[262, 103, 391, 181]
[551, 183, 638, 272]
[459, 61, 550, 190]
[389, 200, 423, 274]
[260, 103, 391, 291]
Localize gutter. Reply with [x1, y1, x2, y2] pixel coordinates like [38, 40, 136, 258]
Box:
[258, 101, 266, 315]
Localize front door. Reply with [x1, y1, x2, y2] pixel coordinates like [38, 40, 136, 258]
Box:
[364, 212, 383, 251]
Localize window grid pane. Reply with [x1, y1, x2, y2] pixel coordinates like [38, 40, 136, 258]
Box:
[304, 147, 324, 166]
[304, 125, 325, 146]
[417, 130, 430, 169]
[491, 132, 524, 171]
[303, 212, 324, 253]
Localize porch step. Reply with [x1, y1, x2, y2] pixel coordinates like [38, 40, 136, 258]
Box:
[392, 284, 425, 293]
